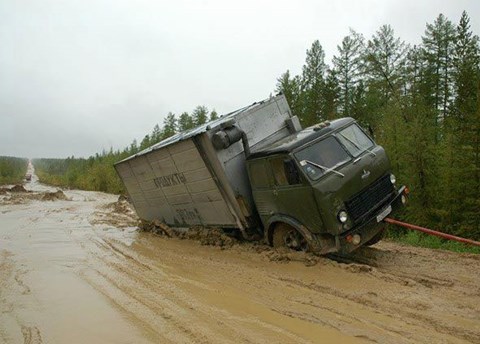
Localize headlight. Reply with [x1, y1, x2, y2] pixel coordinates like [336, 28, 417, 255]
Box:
[390, 174, 396, 184]
[338, 210, 348, 223]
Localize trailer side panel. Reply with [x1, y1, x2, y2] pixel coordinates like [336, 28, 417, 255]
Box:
[116, 138, 237, 227]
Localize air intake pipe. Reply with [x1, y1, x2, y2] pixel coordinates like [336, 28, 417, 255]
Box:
[211, 125, 250, 158]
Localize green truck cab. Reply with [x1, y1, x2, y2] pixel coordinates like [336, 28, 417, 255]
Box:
[246, 117, 407, 254]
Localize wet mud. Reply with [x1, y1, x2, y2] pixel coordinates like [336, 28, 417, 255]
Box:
[1, 168, 479, 343]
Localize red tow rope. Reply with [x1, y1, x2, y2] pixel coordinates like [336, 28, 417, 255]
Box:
[384, 218, 480, 247]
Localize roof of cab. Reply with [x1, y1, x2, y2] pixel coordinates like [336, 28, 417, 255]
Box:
[248, 117, 355, 159]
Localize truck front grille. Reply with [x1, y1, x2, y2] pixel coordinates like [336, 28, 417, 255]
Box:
[345, 174, 395, 223]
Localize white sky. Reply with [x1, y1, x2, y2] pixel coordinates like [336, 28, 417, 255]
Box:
[1, 0, 479, 158]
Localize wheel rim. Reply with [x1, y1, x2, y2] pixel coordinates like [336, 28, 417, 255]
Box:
[283, 229, 308, 251]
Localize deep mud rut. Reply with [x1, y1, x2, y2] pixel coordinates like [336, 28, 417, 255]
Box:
[1, 170, 479, 343]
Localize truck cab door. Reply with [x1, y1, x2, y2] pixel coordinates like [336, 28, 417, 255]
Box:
[268, 156, 324, 233]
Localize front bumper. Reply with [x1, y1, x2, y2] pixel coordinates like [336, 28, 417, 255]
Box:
[337, 185, 406, 254]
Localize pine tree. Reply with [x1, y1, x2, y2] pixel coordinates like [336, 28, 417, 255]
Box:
[443, 11, 480, 235]
[275, 70, 303, 118]
[421, 14, 456, 130]
[192, 106, 209, 126]
[162, 112, 177, 138]
[322, 68, 339, 120]
[129, 139, 138, 154]
[401, 45, 440, 225]
[209, 110, 219, 121]
[333, 29, 365, 117]
[140, 134, 151, 150]
[362, 24, 408, 162]
[301, 40, 327, 125]
[178, 112, 194, 132]
[151, 124, 161, 143]
[365, 25, 408, 105]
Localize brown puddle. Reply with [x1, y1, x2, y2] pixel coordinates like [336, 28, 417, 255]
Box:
[1, 169, 480, 343]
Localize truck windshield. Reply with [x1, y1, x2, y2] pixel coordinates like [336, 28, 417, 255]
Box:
[336, 124, 374, 157]
[294, 136, 350, 180]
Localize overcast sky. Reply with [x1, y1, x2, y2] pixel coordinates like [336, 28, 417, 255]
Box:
[1, 0, 479, 159]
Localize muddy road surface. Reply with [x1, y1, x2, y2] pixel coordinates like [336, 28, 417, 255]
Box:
[1, 172, 479, 343]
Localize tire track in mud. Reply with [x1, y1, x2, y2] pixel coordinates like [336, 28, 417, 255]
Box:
[116, 234, 480, 344]
[274, 275, 479, 343]
[81, 236, 306, 343]
[21, 326, 42, 344]
[245, 251, 474, 344]
[109, 239, 308, 343]
[14, 270, 31, 295]
[267, 278, 418, 343]
[0, 249, 15, 341]
[0, 253, 42, 344]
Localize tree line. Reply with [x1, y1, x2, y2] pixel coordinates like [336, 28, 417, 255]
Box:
[33, 106, 218, 193]
[276, 11, 480, 239]
[34, 11, 479, 241]
[0, 156, 28, 185]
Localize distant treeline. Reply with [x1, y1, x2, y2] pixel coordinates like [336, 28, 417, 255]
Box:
[34, 11, 480, 241]
[33, 106, 218, 194]
[0, 156, 28, 185]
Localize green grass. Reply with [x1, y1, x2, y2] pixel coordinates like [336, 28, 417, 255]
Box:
[388, 229, 480, 254]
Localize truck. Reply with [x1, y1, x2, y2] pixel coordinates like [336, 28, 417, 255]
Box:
[115, 94, 407, 254]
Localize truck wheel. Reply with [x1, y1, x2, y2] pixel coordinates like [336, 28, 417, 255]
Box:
[272, 223, 309, 251]
[364, 229, 385, 246]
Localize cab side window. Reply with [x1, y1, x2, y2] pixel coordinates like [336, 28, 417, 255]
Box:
[270, 157, 301, 186]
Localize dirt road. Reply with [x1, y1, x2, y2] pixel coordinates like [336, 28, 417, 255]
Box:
[1, 172, 479, 343]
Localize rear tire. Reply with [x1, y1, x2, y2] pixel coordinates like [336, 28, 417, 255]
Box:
[272, 223, 309, 251]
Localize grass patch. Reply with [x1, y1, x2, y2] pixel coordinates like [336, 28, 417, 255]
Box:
[388, 229, 480, 254]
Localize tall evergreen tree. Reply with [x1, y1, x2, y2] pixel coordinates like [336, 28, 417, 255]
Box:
[322, 68, 340, 120]
[209, 109, 219, 121]
[401, 45, 439, 223]
[333, 29, 365, 117]
[129, 139, 138, 154]
[178, 112, 195, 132]
[442, 11, 480, 235]
[192, 106, 209, 126]
[365, 25, 408, 105]
[275, 70, 303, 117]
[363, 24, 408, 168]
[162, 112, 177, 138]
[151, 124, 162, 143]
[140, 134, 151, 150]
[421, 14, 456, 128]
[301, 40, 327, 125]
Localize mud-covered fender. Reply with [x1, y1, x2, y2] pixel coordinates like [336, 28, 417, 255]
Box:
[265, 214, 322, 252]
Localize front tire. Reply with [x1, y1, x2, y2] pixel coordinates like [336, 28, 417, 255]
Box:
[272, 223, 309, 251]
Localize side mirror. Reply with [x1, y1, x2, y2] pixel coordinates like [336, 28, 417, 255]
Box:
[284, 160, 300, 185]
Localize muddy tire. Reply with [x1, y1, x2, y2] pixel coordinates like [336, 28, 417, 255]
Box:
[364, 229, 385, 246]
[272, 223, 309, 251]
